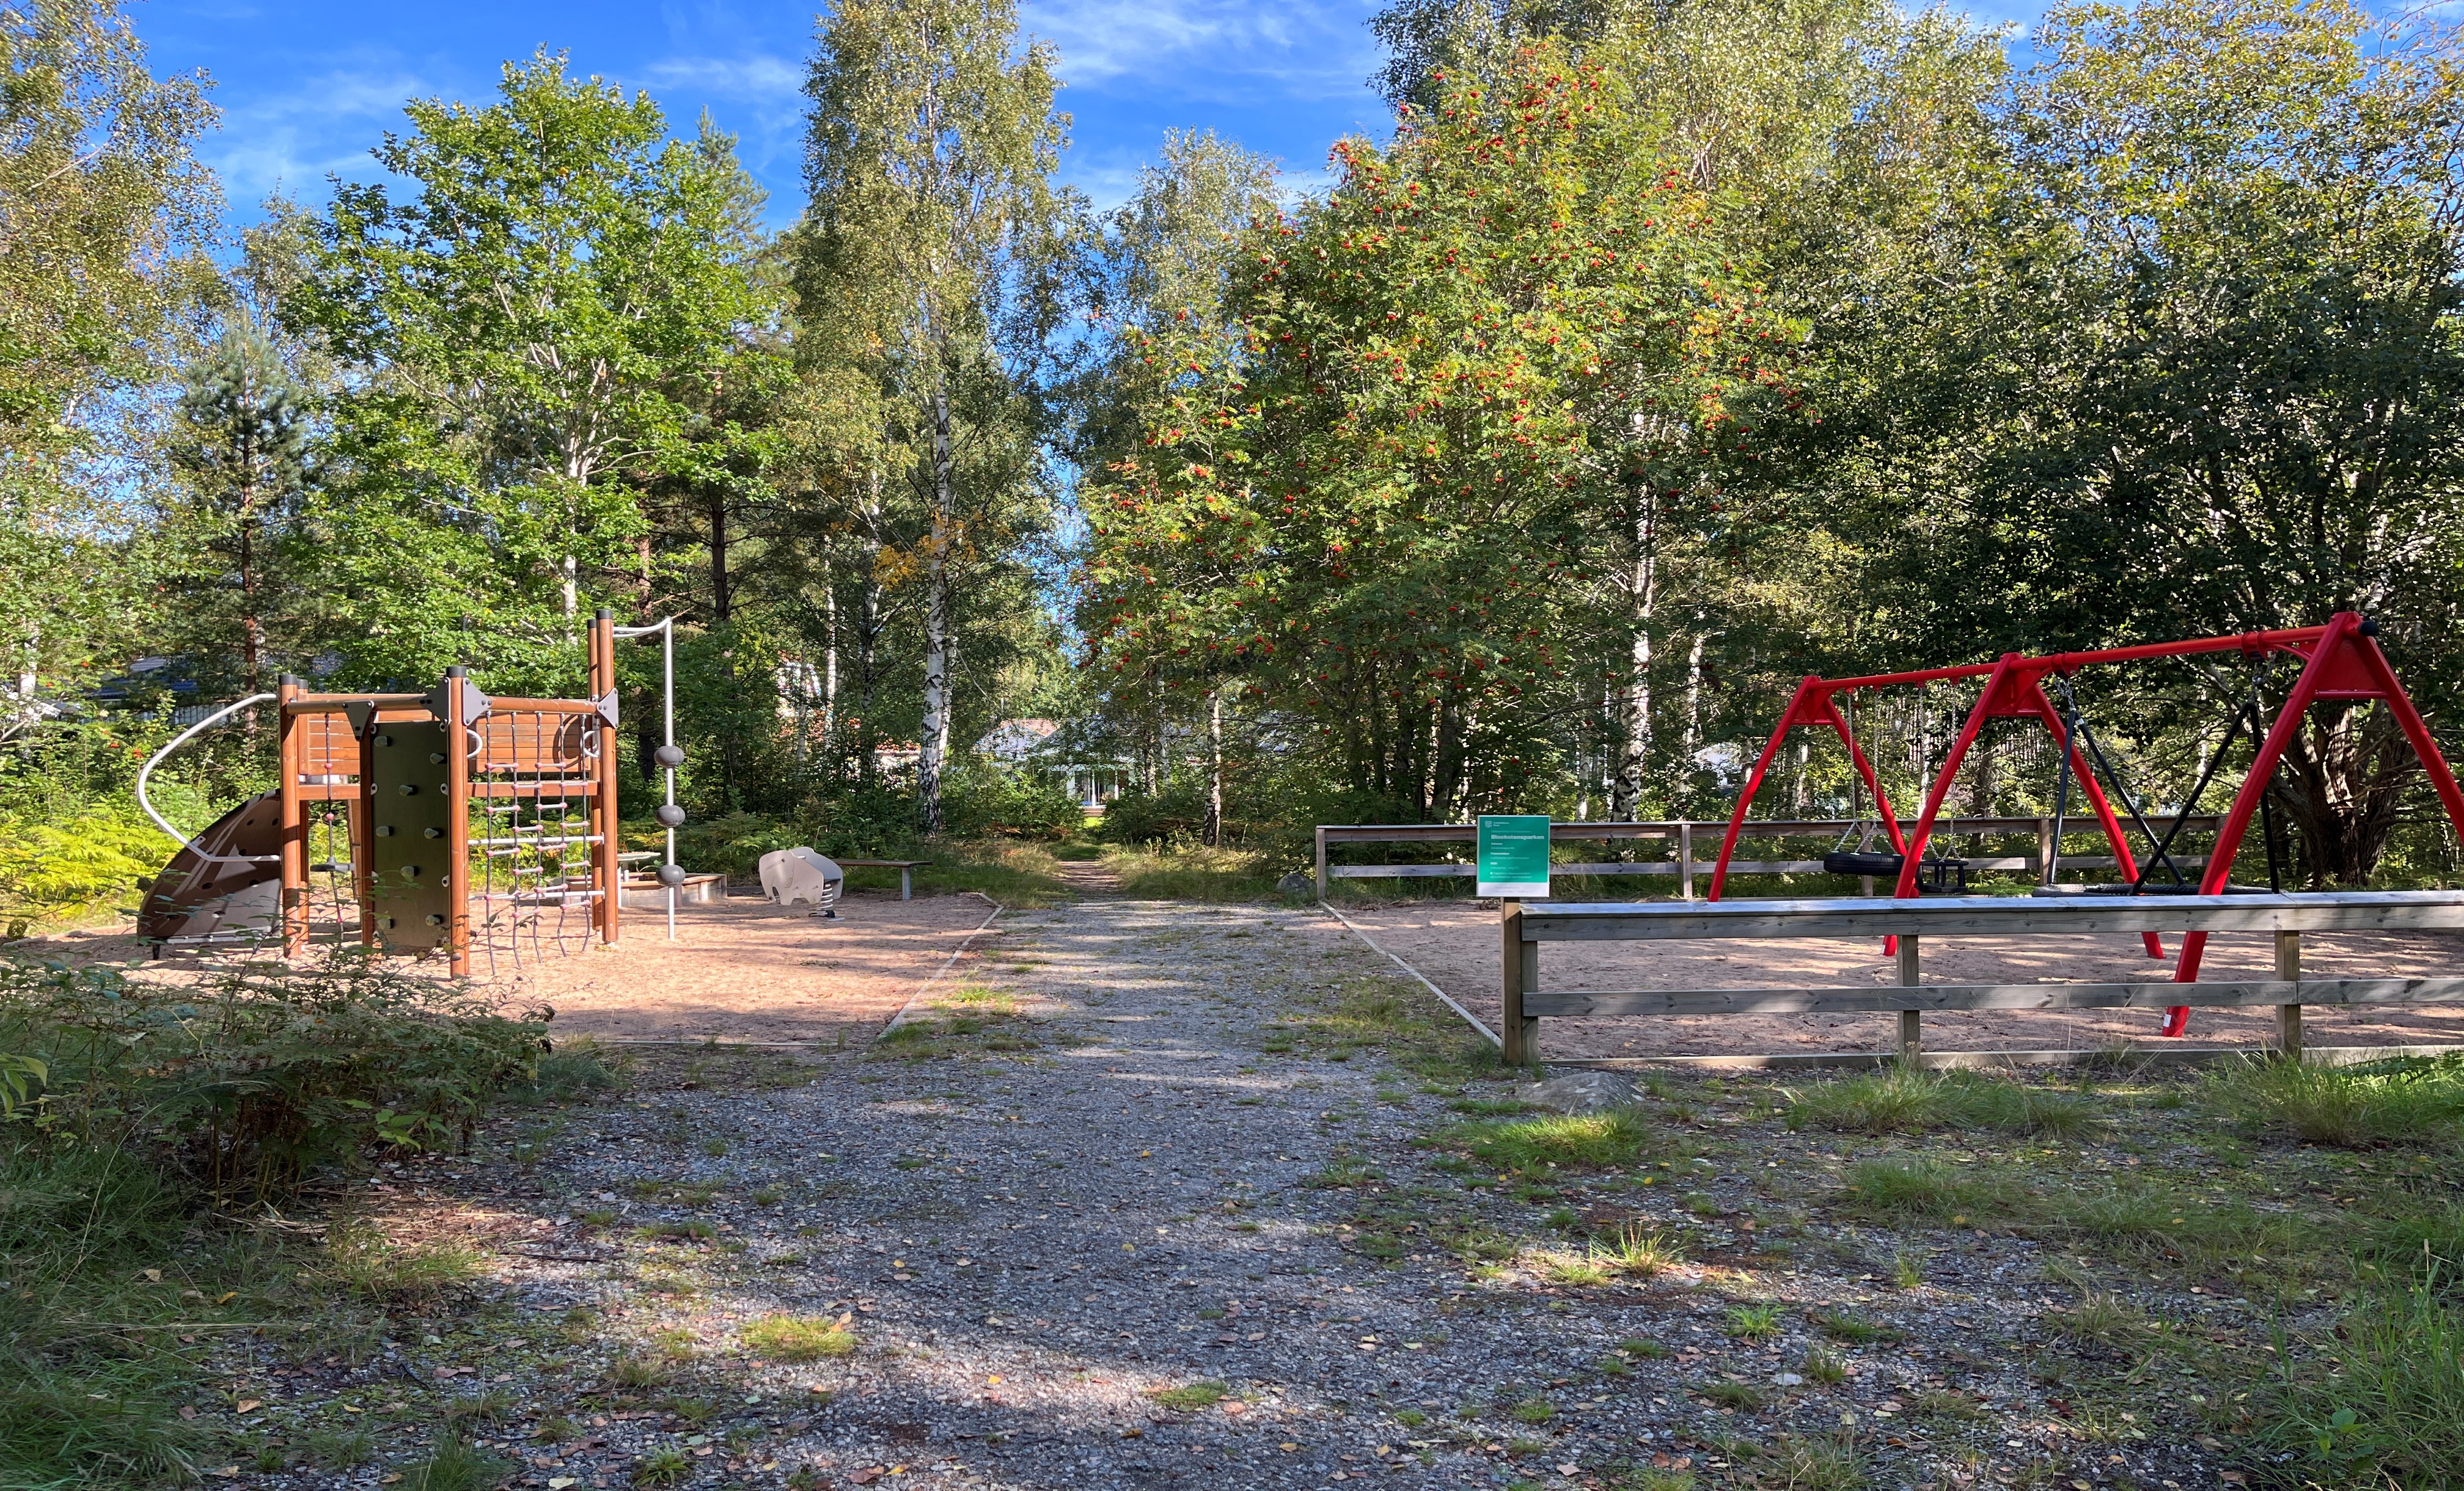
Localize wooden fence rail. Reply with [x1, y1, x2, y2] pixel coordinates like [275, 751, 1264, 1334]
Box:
[1314, 818, 2223, 901]
[1498, 889, 2464, 1066]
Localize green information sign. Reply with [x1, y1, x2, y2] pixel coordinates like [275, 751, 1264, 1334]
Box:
[1477, 815, 1553, 898]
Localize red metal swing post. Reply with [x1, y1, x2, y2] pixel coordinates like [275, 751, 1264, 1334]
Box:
[2163, 612, 2464, 1031]
[1707, 676, 1910, 902]
[1889, 654, 2167, 959]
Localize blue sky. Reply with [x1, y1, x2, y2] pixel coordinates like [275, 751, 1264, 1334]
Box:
[146, 0, 2058, 232]
[145, 0, 1410, 229]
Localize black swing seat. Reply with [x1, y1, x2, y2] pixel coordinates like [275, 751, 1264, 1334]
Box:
[1822, 850, 1969, 893]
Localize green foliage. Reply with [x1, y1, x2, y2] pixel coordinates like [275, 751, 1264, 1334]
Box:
[0, 804, 175, 929]
[944, 762, 1084, 840]
[1, 0, 221, 714]
[1082, 38, 1800, 819]
[282, 50, 770, 690]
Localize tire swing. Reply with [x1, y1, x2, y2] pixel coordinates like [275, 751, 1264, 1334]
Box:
[1821, 687, 1968, 892]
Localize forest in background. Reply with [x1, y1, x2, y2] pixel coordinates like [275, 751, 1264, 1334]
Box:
[6, 0, 2464, 928]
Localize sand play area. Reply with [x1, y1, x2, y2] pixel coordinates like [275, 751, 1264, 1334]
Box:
[28, 887, 1005, 1046]
[1332, 899, 2464, 1061]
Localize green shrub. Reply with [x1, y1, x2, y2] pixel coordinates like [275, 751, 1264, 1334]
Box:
[1097, 777, 1211, 846]
[1, 951, 557, 1203]
[945, 764, 1083, 840]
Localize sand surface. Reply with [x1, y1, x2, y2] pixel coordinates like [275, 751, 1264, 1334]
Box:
[1331, 898, 2464, 1060]
[25, 889, 1003, 1046]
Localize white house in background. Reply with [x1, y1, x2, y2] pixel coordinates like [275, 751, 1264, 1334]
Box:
[976, 717, 1058, 760]
[975, 718, 1126, 812]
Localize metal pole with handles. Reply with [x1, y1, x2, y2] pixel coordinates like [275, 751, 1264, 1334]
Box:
[613, 616, 686, 940]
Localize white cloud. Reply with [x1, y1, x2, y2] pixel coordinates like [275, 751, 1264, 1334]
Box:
[203, 67, 435, 202]
[642, 53, 804, 100]
[1024, 0, 1378, 97]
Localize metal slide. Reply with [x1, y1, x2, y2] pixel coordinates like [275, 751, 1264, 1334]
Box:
[136, 789, 285, 944]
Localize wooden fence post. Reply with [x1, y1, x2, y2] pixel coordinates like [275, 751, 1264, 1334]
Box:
[1315, 825, 1328, 902]
[1896, 932, 1922, 1064]
[1502, 899, 1535, 1067]
[2037, 816, 2056, 885]
[2276, 929, 2303, 1060]
[1678, 821, 1695, 901]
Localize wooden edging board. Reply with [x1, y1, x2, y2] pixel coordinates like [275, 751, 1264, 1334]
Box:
[1555, 1042, 2464, 1072]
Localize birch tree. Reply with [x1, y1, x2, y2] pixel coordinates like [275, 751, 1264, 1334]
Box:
[799, 0, 1072, 832]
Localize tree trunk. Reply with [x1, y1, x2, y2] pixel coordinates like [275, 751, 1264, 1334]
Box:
[2273, 704, 2412, 885]
[823, 579, 839, 760]
[708, 487, 732, 624]
[1612, 493, 1658, 821]
[1204, 687, 1223, 848]
[917, 375, 956, 834]
[1679, 629, 1706, 810]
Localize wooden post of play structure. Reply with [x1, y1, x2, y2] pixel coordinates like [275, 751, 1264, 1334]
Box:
[2276, 929, 2303, 1060]
[1896, 934, 1922, 1064]
[278, 675, 307, 957]
[590, 610, 622, 946]
[444, 667, 474, 978]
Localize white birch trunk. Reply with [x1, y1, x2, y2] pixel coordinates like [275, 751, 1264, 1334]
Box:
[917, 376, 956, 833]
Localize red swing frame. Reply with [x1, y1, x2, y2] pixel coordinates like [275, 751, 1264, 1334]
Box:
[1707, 614, 2464, 1035]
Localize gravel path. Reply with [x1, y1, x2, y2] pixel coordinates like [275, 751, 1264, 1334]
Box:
[251, 893, 2254, 1491]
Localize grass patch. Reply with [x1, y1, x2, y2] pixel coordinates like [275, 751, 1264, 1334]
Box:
[1439, 1110, 1652, 1174]
[1788, 1068, 2102, 1138]
[1146, 1380, 1231, 1410]
[1104, 845, 1281, 901]
[1593, 1222, 1685, 1278]
[398, 1432, 516, 1491]
[1726, 1303, 1783, 1339]
[2203, 1054, 2464, 1149]
[1809, 1310, 1900, 1344]
[1838, 1156, 2016, 1225]
[741, 1315, 857, 1361]
[1699, 1380, 1766, 1411]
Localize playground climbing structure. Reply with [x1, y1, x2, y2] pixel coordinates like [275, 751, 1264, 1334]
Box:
[140, 612, 651, 978]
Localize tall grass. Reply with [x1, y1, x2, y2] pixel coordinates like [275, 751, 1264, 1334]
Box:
[2262, 1284, 2464, 1486]
[2202, 1054, 2464, 1149]
[1104, 844, 1283, 901]
[0, 950, 609, 1487]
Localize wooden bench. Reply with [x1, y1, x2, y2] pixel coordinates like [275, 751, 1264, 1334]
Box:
[1499, 890, 2464, 1066]
[837, 859, 930, 901]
